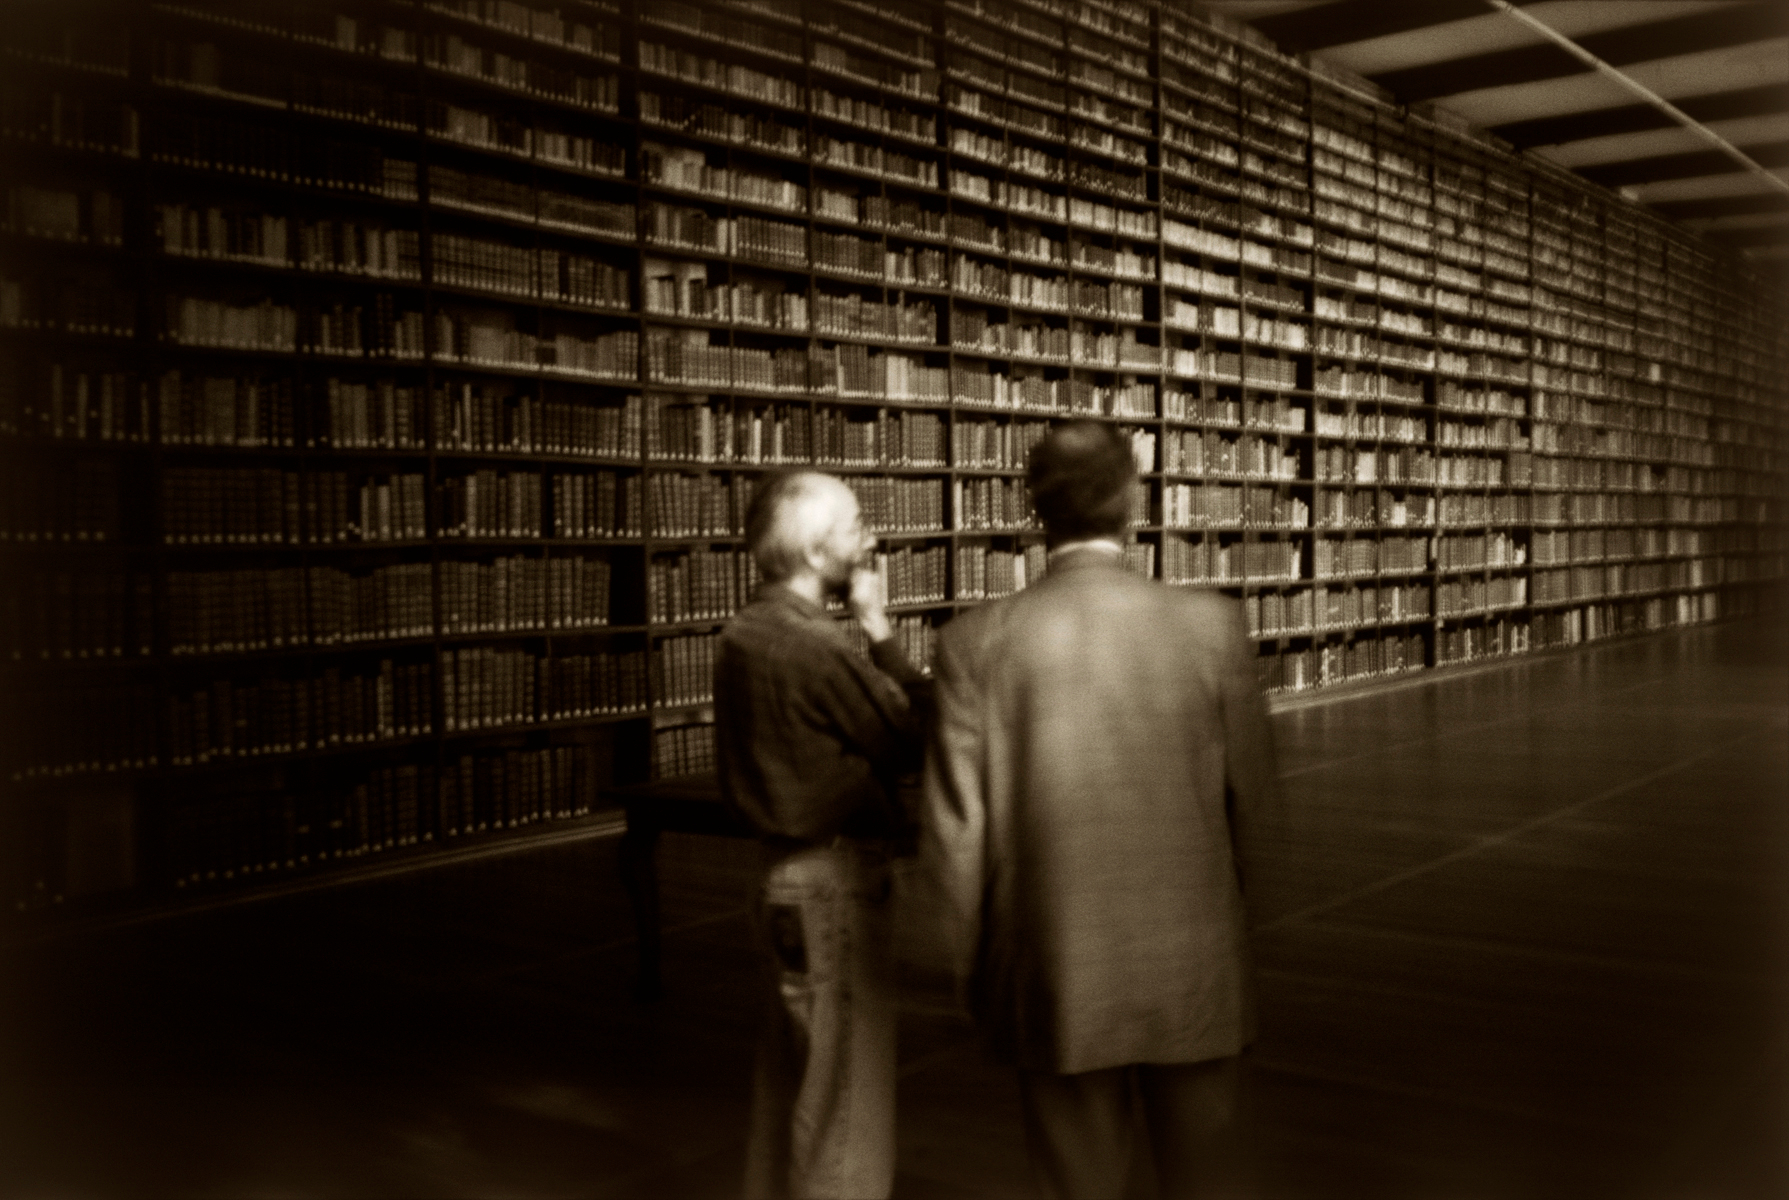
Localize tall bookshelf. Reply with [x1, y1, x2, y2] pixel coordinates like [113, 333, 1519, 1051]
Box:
[4, 0, 1785, 916]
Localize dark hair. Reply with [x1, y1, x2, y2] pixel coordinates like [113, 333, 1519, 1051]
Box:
[1026, 420, 1136, 544]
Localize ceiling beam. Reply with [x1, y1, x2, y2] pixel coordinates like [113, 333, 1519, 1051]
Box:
[1366, 5, 1788, 105]
[1575, 141, 1789, 189]
[1248, 0, 1538, 56]
[1481, 1, 1789, 206]
[1648, 192, 1789, 221]
[1489, 84, 1789, 150]
[1701, 222, 1789, 248]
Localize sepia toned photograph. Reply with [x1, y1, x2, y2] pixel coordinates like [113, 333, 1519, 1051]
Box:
[0, 1, 1784, 1196]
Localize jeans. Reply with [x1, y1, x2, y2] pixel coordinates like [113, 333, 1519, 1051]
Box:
[742, 840, 897, 1200]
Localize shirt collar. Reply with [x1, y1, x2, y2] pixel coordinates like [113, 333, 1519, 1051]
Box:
[758, 580, 830, 621]
[1049, 538, 1124, 559]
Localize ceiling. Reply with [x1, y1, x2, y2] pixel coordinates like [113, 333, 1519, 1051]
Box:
[1196, 0, 1789, 262]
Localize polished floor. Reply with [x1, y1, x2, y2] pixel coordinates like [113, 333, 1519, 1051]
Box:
[2, 617, 1786, 1199]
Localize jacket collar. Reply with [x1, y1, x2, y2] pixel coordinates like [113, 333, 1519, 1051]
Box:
[1047, 544, 1127, 574]
[757, 580, 831, 621]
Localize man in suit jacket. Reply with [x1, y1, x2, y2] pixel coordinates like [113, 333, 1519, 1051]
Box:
[922, 420, 1280, 1199]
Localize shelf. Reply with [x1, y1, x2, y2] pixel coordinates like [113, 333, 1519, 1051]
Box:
[2, 0, 1783, 913]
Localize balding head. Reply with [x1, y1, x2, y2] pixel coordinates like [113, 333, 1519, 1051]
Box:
[746, 470, 867, 584]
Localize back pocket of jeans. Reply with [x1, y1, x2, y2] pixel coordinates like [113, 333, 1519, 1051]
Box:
[768, 903, 807, 973]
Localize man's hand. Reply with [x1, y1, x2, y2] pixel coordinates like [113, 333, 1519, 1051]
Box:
[848, 566, 894, 642]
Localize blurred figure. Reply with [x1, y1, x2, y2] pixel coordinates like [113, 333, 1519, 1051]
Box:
[922, 421, 1281, 1200]
[715, 470, 929, 1200]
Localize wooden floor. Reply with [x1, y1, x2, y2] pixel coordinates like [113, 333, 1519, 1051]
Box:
[1, 618, 1785, 1199]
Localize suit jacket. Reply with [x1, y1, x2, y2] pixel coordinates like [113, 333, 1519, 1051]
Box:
[921, 548, 1280, 1074]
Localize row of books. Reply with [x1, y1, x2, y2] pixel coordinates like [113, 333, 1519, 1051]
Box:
[955, 476, 1037, 532]
[1247, 589, 1317, 637]
[1314, 371, 1428, 403]
[1312, 534, 1432, 578]
[839, 611, 942, 672]
[421, 31, 619, 107]
[17, 288, 1747, 414]
[653, 721, 716, 778]
[432, 387, 644, 457]
[163, 743, 606, 887]
[20, 458, 1747, 551]
[813, 408, 948, 468]
[440, 645, 648, 729]
[644, 400, 813, 466]
[870, 544, 952, 606]
[440, 555, 614, 634]
[431, 234, 629, 309]
[1162, 537, 1302, 585]
[16, 524, 1739, 664]
[160, 298, 642, 378]
[1160, 482, 1310, 530]
[1313, 446, 1446, 487]
[646, 472, 748, 538]
[1435, 532, 1525, 571]
[1534, 492, 1678, 525]
[1532, 559, 1720, 604]
[1434, 620, 1531, 668]
[953, 312, 1072, 360]
[6, 65, 1774, 346]
[1312, 583, 1435, 627]
[0, 89, 140, 156]
[1436, 494, 1532, 526]
[4, 184, 126, 245]
[1437, 417, 1528, 451]
[0, 273, 136, 337]
[155, 206, 418, 279]
[643, 261, 807, 331]
[160, 468, 424, 546]
[1532, 528, 1671, 565]
[652, 633, 715, 708]
[4, 569, 155, 661]
[429, 165, 634, 238]
[642, 89, 809, 157]
[1261, 633, 1426, 695]
[1436, 576, 1528, 616]
[158, 555, 615, 654]
[1164, 429, 1301, 480]
[170, 565, 422, 654]
[848, 476, 948, 534]
[953, 369, 1162, 415]
[158, 467, 647, 545]
[165, 660, 436, 765]
[952, 541, 1048, 600]
[8, 683, 160, 780]
[2, 460, 122, 543]
[1317, 491, 1435, 529]
[4, 366, 147, 442]
[647, 547, 764, 625]
[426, 99, 623, 172]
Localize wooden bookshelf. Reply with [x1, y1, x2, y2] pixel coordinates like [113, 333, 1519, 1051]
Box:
[3, 0, 1784, 917]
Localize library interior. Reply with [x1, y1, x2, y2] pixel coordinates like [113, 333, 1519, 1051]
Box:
[1, 0, 1785, 1196]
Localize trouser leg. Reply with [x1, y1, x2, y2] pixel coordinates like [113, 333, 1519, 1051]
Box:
[742, 978, 800, 1200]
[742, 844, 896, 1200]
[1137, 1056, 1243, 1200]
[1017, 1065, 1136, 1200]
